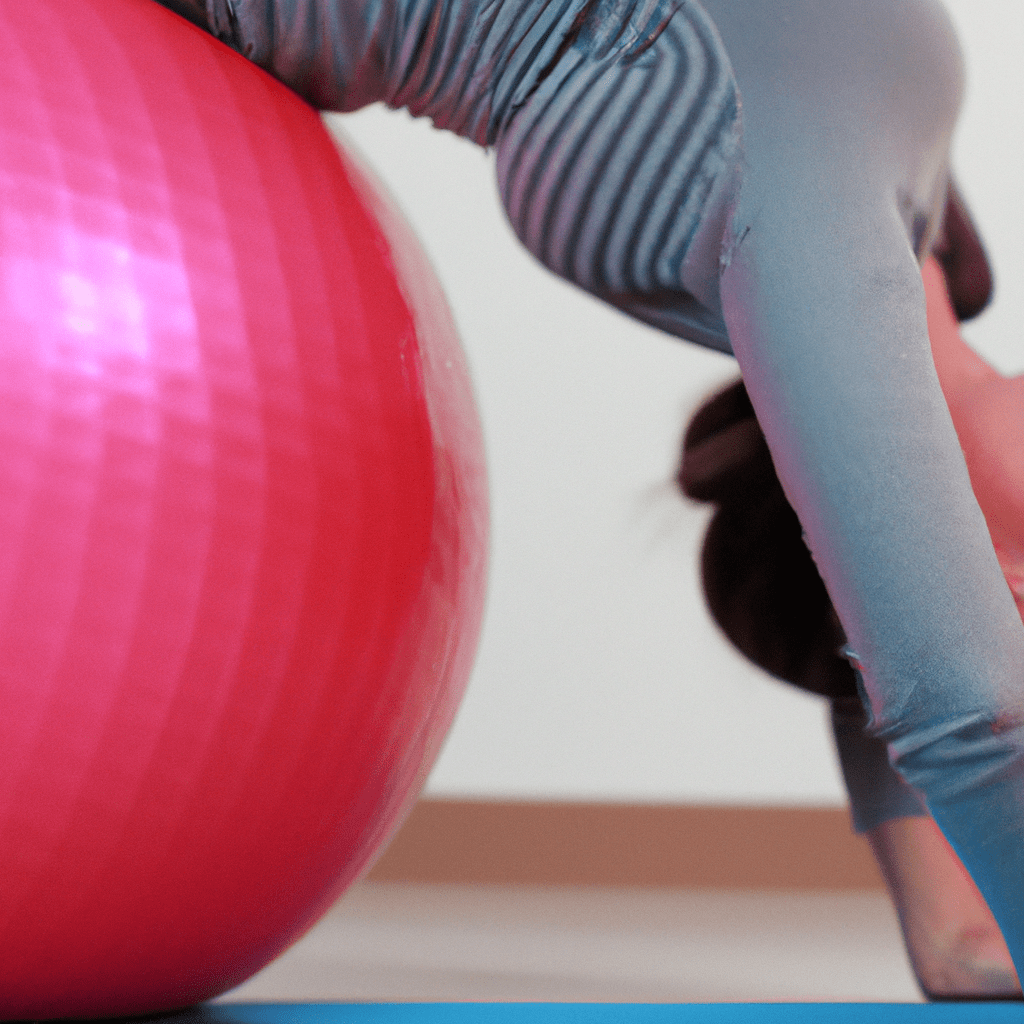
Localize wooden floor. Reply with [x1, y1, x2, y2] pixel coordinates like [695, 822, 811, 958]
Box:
[218, 883, 923, 1004]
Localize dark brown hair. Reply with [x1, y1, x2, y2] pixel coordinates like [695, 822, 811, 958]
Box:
[678, 377, 857, 698]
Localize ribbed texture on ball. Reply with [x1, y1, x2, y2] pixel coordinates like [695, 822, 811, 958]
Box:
[0, 1, 487, 1017]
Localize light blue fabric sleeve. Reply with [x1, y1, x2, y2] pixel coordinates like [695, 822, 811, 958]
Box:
[200, 0, 1024, 973]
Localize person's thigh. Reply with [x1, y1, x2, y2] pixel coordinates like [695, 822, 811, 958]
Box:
[493, 0, 742, 352]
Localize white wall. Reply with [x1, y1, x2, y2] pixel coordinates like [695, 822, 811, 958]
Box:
[328, 0, 1024, 806]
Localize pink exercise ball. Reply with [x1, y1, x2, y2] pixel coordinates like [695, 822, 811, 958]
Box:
[0, 0, 487, 1017]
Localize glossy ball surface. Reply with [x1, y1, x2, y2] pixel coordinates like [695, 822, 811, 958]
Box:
[0, 1, 487, 1017]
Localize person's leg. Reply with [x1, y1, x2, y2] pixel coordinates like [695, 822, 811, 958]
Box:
[681, 235, 1024, 997]
[834, 700, 1019, 998]
[492, 0, 742, 354]
[701, 0, 1024, 978]
[868, 815, 1019, 999]
[680, 372, 1018, 998]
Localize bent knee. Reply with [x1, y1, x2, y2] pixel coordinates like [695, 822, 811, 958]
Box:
[493, 0, 740, 323]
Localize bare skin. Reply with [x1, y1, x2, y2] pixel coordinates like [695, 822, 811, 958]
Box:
[868, 815, 1020, 999]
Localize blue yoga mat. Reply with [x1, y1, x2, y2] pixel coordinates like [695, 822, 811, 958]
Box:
[145, 1004, 1024, 1024]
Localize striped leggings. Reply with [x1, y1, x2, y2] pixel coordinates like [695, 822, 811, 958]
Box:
[492, 0, 741, 352]
[211, 0, 742, 352]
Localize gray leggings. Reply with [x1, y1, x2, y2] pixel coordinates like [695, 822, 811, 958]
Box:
[205, 0, 1024, 971]
[211, 0, 741, 348]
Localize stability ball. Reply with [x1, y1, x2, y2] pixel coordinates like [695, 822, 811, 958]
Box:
[0, 1, 487, 1018]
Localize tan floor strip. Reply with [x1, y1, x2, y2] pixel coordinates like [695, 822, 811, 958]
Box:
[368, 800, 885, 890]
